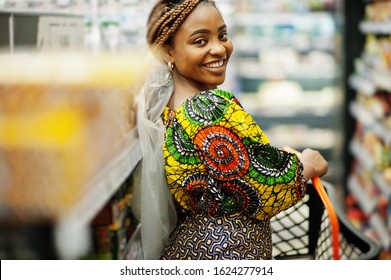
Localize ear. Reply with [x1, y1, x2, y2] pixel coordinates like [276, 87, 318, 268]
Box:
[162, 44, 174, 64]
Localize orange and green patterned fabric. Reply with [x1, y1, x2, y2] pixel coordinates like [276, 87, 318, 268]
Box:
[162, 89, 306, 221]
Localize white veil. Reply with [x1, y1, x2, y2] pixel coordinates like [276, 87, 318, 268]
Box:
[132, 61, 177, 259]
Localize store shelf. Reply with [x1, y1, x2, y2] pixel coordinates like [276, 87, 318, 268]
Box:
[348, 106, 391, 251]
[348, 73, 376, 96]
[373, 171, 391, 198]
[0, 9, 85, 52]
[0, 9, 84, 17]
[369, 213, 391, 249]
[349, 101, 391, 145]
[349, 138, 376, 170]
[253, 113, 338, 129]
[346, 0, 391, 256]
[122, 223, 143, 260]
[237, 67, 337, 81]
[348, 138, 391, 205]
[349, 67, 391, 95]
[233, 11, 336, 26]
[55, 128, 141, 259]
[347, 175, 378, 214]
[360, 20, 391, 35]
[347, 174, 391, 248]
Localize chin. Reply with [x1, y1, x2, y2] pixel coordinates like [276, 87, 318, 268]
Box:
[210, 77, 226, 87]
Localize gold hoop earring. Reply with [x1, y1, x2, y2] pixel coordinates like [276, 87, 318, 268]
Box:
[168, 61, 174, 72]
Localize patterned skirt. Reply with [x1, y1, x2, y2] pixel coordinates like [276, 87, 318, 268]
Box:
[160, 211, 272, 260]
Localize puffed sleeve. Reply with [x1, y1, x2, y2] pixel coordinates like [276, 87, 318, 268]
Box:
[176, 89, 307, 221]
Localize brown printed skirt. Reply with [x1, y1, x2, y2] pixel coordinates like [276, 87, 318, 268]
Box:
[160, 211, 272, 260]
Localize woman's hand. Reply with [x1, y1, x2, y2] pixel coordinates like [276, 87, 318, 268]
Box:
[282, 147, 329, 180]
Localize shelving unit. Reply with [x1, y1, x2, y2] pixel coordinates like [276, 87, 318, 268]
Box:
[0, 127, 142, 260]
[0, 9, 84, 52]
[84, 0, 154, 52]
[0, 0, 154, 53]
[0, 50, 149, 259]
[228, 0, 344, 186]
[0, 99, 143, 259]
[55, 129, 141, 259]
[0, 0, 152, 259]
[345, 0, 391, 257]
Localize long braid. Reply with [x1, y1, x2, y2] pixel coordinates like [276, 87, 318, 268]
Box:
[147, 0, 215, 51]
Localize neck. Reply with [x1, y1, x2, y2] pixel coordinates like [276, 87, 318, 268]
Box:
[168, 74, 217, 110]
[173, 71, 216, 93]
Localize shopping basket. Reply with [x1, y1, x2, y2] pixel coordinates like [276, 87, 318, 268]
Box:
[271, 180, 381, 260]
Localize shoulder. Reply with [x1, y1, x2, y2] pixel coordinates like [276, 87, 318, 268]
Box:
[184, 89, 243, 111]
[207, 89, 242, 106]
[180, 89, 243, 126]
[174, 88, 269, 146]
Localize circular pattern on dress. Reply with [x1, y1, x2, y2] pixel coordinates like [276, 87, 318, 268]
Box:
[184, 90, 228, 126]
[220, 179, 261, 216]
[194, 126, 249, 181]
[247, 143, 296, 184]
[166, 119, 201, 165]
[182, 173, 219, 213]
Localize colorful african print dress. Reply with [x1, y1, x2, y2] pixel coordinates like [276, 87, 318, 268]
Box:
[160, 89, 306, 260]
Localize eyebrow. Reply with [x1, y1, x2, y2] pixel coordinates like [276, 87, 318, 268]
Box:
[188, 24, 227, 38]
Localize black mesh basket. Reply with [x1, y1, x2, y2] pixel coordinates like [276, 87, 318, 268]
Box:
[271, 180, 380, 260]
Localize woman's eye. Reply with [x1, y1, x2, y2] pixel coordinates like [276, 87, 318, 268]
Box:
[220, 32, 228, 40]
[194, 39, 207, 45]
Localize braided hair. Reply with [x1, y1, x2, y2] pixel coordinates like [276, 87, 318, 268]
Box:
[147, 0, 216, 55]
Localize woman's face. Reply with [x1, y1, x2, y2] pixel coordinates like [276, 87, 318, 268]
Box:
[166, 3, 233, 91]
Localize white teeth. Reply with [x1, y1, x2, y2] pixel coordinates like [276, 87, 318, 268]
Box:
[206, 60, 224, 68]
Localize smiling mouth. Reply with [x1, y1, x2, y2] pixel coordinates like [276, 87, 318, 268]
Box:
[204, 60, 224, 68]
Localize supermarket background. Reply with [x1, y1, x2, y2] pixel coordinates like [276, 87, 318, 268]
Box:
[0, 0, 390, 260]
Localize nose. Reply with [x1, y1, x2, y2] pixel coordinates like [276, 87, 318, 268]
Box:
[210, 41, 225, 56]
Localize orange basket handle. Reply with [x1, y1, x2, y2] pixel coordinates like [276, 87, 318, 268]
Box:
[312, 176, 340, 260]
[284, 147, 340, 260]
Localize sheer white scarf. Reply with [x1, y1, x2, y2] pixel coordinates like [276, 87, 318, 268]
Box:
[132, 61, 178, 260]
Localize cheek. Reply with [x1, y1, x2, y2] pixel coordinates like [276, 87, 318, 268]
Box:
[226, 41, 234, 59]
[175, 50, 203, 70]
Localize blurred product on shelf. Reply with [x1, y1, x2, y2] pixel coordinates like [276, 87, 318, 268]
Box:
[0, 51, 150, 224]
[256, 81, 339, 115]
[87, 175, 139, 260]
[231, 0, 337, 13]
[364, 0, 391, 24]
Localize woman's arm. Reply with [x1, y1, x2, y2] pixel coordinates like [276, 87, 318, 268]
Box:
[282, 146, 329, 181]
